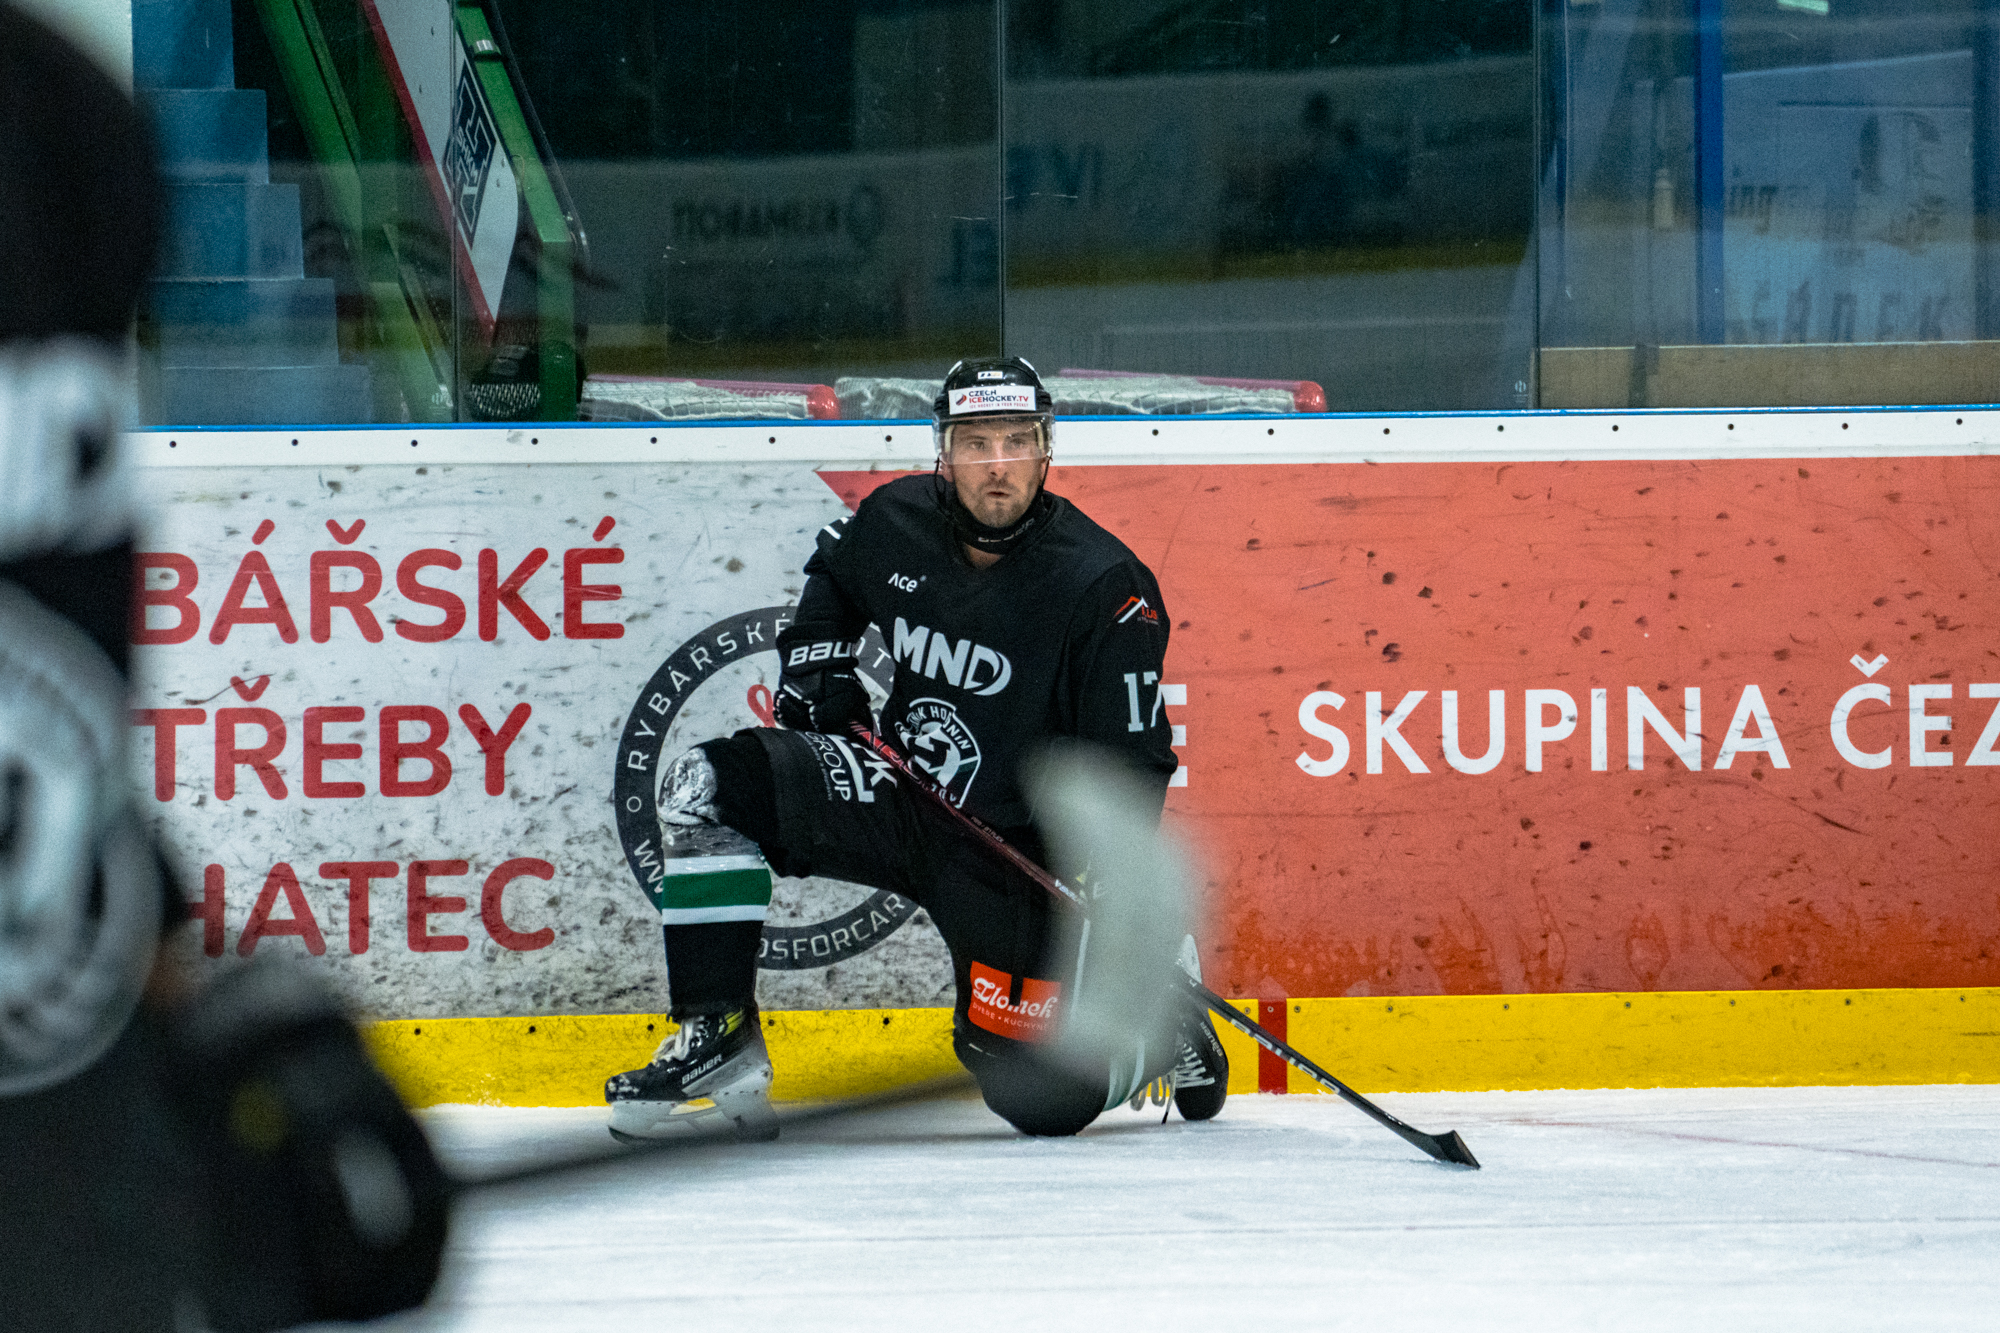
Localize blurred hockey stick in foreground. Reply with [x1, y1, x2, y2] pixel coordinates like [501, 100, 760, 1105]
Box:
[452, 1070, 977, 1194]
[850, 723, 1480, 1169]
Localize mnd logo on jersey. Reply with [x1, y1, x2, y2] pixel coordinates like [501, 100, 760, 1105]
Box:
[613, 606, 912, 972]
[895, 698, 982, 806]
[891, 617, 1011, 695]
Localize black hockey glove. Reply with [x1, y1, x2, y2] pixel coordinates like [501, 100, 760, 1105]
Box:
[777, 666, 872, 735]
[158, 963, 449, 1331]
[777, 636, 872, 734]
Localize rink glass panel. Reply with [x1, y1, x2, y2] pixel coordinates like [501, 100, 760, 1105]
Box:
[129, 1, 2000, 423]
[131, 0, 1536, 423]
[1536, 0, 2000, 409]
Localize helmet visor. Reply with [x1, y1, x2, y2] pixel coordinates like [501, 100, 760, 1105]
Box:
[939, 416, 1050, 464]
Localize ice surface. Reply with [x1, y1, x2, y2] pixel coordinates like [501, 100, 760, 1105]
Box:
[372, 1085, 2000, 1332]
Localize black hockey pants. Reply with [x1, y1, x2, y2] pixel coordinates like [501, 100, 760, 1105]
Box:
[663, 728, 1165, 1137]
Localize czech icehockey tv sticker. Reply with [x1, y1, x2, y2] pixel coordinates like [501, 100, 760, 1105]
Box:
[949, 385, 1036, 414]
[613, 606, 904, 971]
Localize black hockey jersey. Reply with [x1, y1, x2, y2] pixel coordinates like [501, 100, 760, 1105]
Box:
[778, 473, 1177, 831]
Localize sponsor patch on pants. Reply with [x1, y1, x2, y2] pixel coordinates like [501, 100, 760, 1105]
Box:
[967, 961, 1061, 1041]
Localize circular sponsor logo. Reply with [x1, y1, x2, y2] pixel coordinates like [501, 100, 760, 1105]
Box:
[613, 606, 905, 971]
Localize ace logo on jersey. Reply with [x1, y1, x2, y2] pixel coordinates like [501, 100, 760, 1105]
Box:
[895, 698, 982, 805]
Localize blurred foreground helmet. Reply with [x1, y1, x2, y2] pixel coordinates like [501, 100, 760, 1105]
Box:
[0, 581, 161, 1095]
[0, 0, 163, 1096]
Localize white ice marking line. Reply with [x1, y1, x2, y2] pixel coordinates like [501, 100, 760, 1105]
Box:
[1851, 653, 1889, 676]
[1502, 1118, 2000, 1169]
[737, 1216, 2000, 1239]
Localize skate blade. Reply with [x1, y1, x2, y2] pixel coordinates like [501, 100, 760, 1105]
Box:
[715, 1087, 780, 1143]
[607, 1090, 780, 1144]
[608, 1095, 727, 1140]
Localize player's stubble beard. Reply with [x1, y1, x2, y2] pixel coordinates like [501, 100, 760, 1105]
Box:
[949, 451, 1048, 529]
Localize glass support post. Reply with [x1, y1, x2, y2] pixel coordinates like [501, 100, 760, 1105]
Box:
[1693, 0, 1724, 344]
[1975, 0, 2000, 339]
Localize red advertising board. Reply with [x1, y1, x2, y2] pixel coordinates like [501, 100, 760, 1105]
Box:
[826, 452, 2000, 1001]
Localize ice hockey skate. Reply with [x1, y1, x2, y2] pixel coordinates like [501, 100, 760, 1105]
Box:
[1026, 745, 1193, 1099]
[604, 1006, 778, 1143]
[1168, 934, 1227, 1121]
[1124, 935, 1228, 1119]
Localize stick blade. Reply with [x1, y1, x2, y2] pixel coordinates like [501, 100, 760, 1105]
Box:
[1417, 1129, 1481, 1169]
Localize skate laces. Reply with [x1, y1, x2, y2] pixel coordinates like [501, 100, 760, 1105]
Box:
[1172, 1035, 1216, 1087]
[1126, 936, 1213, 1116]
[1166, 935, 1216, 1088]
[650, 1015, 709, 1064]
[1127, 1074, 1175, 1113]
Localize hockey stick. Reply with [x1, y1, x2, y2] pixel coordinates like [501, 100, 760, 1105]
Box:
[450, 1071, 977, 1194]
[847, 723, 1480, 1169]
[1178, 976, 1478, 1168]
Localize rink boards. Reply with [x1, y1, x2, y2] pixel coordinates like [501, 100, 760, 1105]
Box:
[128, 409, 2000, 1100]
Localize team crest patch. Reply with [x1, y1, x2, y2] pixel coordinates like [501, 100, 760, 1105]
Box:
[895, 697, 982, 806]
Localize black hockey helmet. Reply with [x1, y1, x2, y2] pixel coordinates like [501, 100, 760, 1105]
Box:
[931, 356, 1054, 458]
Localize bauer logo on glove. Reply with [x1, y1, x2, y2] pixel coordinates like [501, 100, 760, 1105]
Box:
[784, 638, 861, 668]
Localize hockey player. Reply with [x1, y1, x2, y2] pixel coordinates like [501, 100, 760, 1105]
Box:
[606, 357, 1228, 1139]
